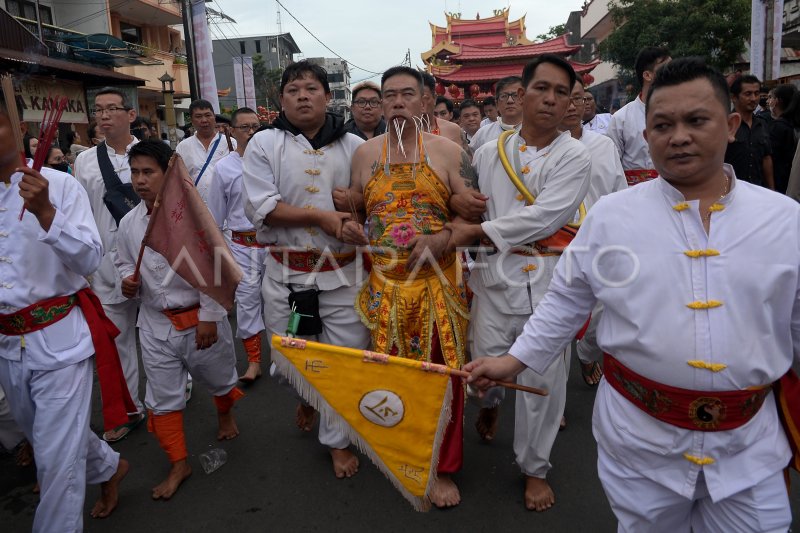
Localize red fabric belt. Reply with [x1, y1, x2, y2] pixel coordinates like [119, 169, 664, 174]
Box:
[270, 249, 356, 272]
[624, 169, 658, 186]
[603, 353, 770, 432]
[231, 230, 264, 248]
[0, 289, 136, 431]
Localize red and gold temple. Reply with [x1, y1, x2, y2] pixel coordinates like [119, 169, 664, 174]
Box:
[422, 9, 599, 103]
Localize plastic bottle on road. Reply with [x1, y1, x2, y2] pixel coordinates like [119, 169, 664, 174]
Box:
[199, 448, 227, 474]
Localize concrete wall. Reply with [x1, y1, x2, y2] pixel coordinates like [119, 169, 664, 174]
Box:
[48, 0, 110, 34]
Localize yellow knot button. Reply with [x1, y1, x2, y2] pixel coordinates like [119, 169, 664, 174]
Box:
[521, 165, 531, 174]
[686, 300, 723, 310]
[305, 169, 321, 176]
[521, 264, 537, 273]
[515, 193, 525, 201]
[684, 249, 720, 258]
[683, 453, 715, 466]
[304, 228, 319, 236]
[303, 204, 316, 210]
[687, 360, 727, 372]
[708, 203, 725, 212]
[519, 145, 527, 152]
[672, 202, 690, 211]
[304, 185, 320, 193]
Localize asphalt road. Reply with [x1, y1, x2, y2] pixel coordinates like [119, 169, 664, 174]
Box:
[1, 324, 798, 532]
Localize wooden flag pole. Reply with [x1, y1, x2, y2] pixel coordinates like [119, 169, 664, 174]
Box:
[133, 154, 178, 281]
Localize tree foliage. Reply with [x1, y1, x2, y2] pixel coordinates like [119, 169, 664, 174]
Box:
[600, 0, 750, 85]
[252, 54, 283, 111]
[536, 23, 567, 41]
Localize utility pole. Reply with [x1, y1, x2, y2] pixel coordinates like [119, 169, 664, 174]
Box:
[181, 0, 200, 101]
[276, 4, 283, 70]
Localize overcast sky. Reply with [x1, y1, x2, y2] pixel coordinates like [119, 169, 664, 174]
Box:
[208, 1, 581, 85]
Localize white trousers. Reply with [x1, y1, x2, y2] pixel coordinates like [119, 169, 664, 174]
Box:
[139, 319, 238, 414]
[103, 298, 143, 414]
[230, 241, 266, 339]
[598, 446, 792, 533]
[469, 291, 569, 478]
[0, 383, 25, 451]
[0, 356, 119, 533]
[263, 275, 370, 449]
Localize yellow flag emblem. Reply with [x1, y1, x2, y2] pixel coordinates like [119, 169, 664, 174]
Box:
[271, 335, 453, 511]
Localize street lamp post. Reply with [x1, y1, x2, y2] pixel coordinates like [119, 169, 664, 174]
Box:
[159, 72, 178, 150]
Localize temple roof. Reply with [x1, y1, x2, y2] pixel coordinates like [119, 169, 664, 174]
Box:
[431, 59, 601, 84]
[450, 36, 582, 61]
[428, 9, 531, 50]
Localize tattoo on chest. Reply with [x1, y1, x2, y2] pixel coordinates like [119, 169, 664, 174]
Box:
[459, 151, 478, 189]
[371, 160, 379, 175]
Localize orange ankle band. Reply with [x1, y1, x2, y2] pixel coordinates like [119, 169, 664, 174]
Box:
[214, 387, 245, 414]
[149, 410, 188, 463]
[242, 334, 262, 363]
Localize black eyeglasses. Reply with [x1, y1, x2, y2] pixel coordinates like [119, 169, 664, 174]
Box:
[233, 124, 261, 132]
[91, 106, 130, 117]
[353, 99, 381, 108]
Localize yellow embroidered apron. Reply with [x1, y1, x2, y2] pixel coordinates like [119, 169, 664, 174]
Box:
[357, 134, 469, 369]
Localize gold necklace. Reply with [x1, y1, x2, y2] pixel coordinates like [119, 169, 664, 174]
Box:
[703, 175, 730, 223]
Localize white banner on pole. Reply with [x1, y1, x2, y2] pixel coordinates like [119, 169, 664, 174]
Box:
[191, 0, 220, 112]
[233, 56, 257, 109]
[751, 0, 766, 80]
[773, 0, 785, 79]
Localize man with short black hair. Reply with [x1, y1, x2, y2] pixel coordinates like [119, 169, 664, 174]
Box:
[434, 96, 454, 122]
[207, 107, 266, 383]
[74, 87, 146, 442]
[344, 81, 386, 140]
[176, 99, 235, 202]
[420, 72, 469, 150]
[480, 95, 498, 127]
[607, 46, 671, 185]
[724, 75, 775, 189]
[470, 76, 524, 149]
[242, 60, 368, 480]
[582, 91, 611, 134]
[459, 99, 482, 142]
[449, 54, 591, 512]
[467, 56, 798, 532]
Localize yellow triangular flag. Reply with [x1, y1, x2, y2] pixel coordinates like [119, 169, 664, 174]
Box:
[271, 335, 453, 511]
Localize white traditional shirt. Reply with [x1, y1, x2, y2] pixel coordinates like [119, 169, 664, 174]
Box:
[606, 96, 653, 170]
[508, 168, 798, 501]
[579, 130, 628, 209]
[0, 167, 102, 370]
[470, 130, 591, 314]
[480, 117, 495, 128]
[583, 112, 612, 135]
[115, 202, 227, 341]
[73, 136, 138, 305]
[242, 128, 364, 290]
[207, 151, 255, 233]
[175, 132, 235, 203]
[470, 119, 521, 151]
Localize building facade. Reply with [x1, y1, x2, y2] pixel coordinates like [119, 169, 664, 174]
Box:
[211, 33, 300, 112]
[306, 56, 350, 119]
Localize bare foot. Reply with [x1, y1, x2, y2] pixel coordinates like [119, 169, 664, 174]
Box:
[475, 406, 499, 442]
[14, 440, 33, 467]
[559, 416, 566, 431]
[430, 474, 460, 508]
[217, 411, 240, 440]
[295, 403, 316, 432]
[151, 460, 192, 500]
[91, 458, 129, 518]
[524, 475, 555, 512]
[239, 362, 262, 383]
[32, 482, 40, 494]
[330, 448, 359, 478]
[580, 360, 603, 386]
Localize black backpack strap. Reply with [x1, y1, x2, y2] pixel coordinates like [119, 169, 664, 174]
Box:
[96, 141, 124, 191]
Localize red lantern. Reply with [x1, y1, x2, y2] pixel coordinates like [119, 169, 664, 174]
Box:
[435, 82, 446, 96]
[582, 73, 595, 87]
[448, 83, 460, 97]
[470, 83, 481, 96]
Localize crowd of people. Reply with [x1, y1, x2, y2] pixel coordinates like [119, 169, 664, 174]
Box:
[0, 47, 798, 533]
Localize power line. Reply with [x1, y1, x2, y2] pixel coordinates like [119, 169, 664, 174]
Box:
[273, 0, 381, 75]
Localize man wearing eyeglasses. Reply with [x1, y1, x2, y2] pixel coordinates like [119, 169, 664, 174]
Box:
[344, 81, 386, 140]
[470, 76, 524, 150]
[207, 107, 267, 384]
[560, 80, 627, 389]
[74, 87, 146, 443]
[175, 99, 236, 203]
